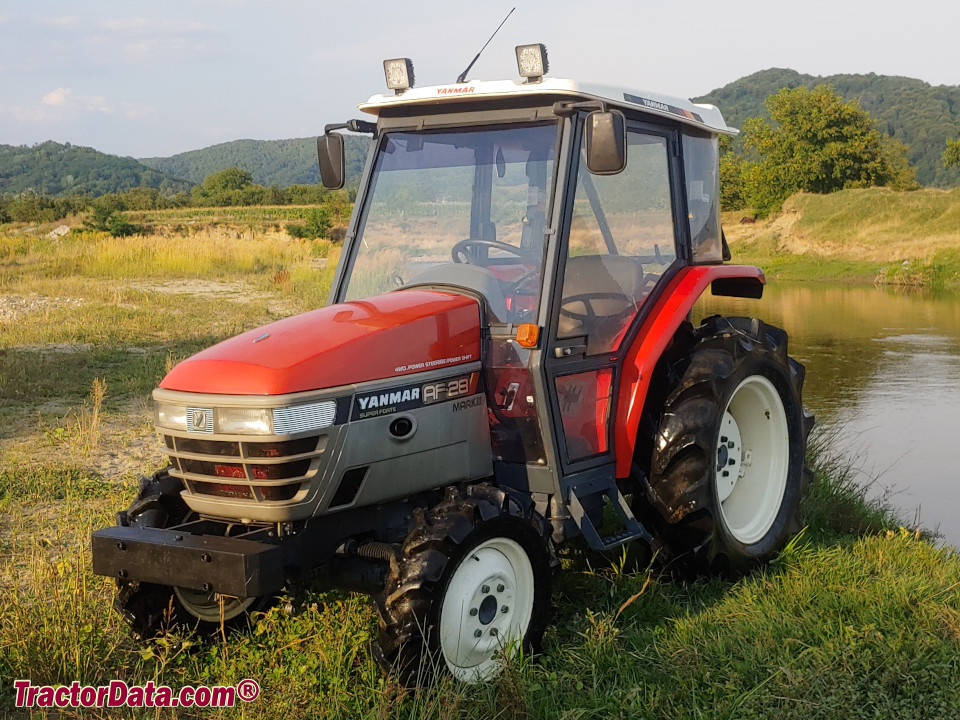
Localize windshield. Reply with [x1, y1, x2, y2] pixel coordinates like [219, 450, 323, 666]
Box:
[342, 123, 558, 323]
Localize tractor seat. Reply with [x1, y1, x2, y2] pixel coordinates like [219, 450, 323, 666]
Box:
[557, 254, 644, 343]
[404, 263, 510, 323]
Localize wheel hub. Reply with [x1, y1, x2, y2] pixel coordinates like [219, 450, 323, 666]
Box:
[716, 411, 743, 503]
[478, 594, 498, 625]
[458, 565, 515, 648]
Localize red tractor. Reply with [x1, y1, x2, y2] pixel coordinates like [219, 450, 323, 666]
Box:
[93, 46, 813, 683]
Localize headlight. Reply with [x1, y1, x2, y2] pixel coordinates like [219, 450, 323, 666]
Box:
[515, 43, 549, 82]
[215, 407, 273, 435]
[155, 403, 188, 431]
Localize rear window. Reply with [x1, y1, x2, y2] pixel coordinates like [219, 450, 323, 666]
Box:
[682, 133, 722, 263]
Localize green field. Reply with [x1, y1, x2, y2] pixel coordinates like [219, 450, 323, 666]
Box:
[2, 217, 960, 718]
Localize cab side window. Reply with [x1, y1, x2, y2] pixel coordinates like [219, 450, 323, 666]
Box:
[557, 131, 676, 355]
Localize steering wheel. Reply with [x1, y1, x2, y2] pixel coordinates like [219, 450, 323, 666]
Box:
[451, 239, 534, 265]
[559, 292, 637, 327]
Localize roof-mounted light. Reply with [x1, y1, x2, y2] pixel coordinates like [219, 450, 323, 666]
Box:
[515, 43, 549, 83]
[383, 58, 415, 95]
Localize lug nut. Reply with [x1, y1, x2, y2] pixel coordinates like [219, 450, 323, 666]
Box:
[728, 441, 735, 449]
[497, 584, 505, 593]
[489, 628, 498, 636]
[474, 629, 482, 638]
[118, 569, 128, 578]
[116, 541, 126, 550]
[728, 459, 736, 466]
[202, 583, 212, 592]
[200, 553, 211, 562]
[481, 585, 490, 594]
[720, 436, 728, 443]
[501, 605, 509, 614]
[469, 608, 478, 616]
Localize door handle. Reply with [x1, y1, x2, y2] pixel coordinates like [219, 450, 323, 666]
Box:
[554, 343, 587, 358]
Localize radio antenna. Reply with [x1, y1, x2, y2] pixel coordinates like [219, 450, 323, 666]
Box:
[456, 7, 515, 84]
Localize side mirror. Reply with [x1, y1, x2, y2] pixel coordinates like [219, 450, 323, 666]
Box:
[584, 110, 626, 175]
[317, 133, 345, 189]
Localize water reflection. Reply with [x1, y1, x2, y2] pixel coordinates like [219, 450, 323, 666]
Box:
[697, 283, 960, 547]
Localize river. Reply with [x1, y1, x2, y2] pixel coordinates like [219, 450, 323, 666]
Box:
[697, 283, 960, 547]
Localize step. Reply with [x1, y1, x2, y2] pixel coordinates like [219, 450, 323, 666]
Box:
[566, 480, 652, 551]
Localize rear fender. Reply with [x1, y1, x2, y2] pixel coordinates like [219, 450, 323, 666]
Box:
[614, 265, 765, 477]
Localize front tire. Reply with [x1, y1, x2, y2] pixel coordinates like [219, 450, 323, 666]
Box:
[642, 315, 812, 574]
[374, 485, 554, 684]
[114, 468, 271, 638]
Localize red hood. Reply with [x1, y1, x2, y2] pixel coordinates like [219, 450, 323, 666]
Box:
[160, 290, 481, 395]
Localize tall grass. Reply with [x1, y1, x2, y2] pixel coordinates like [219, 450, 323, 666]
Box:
[6, 229, 314, 281]
[789, 187, 960, 257]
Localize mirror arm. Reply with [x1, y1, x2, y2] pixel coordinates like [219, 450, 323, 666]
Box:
[552, 100, 606, 117]
[324, 120, 377, 136]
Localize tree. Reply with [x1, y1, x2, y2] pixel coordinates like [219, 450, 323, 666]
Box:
[191, 168, 255, 206]
[719, 152, 747, 211]
[944, 138, 960, 168]
[739, 85, 916, 216]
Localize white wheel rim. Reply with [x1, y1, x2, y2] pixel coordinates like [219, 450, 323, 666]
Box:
[716, 375, 790, 545]
[438, 537, 534, 683]
[174, 587, 256, 624]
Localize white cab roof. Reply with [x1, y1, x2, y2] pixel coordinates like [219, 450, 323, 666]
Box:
[359, 78, 737, 136]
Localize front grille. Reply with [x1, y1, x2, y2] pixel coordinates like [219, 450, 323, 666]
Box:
[163, 434, 326, 504]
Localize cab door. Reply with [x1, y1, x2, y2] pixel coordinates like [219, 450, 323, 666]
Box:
[544, 121, 683, 477]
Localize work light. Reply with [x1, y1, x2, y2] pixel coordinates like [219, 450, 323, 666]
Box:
[515, 44, 549, 82]
[383, 58, 415, 94]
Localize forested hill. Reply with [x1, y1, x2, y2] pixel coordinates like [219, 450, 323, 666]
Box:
[695, 69, 960, 187]
[141, 136, 370, 188]
[0, 141, 192, 196]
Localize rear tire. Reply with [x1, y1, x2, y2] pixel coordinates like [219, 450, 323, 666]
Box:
[641, 315, 812, 574]
[374, 484, 554, 685]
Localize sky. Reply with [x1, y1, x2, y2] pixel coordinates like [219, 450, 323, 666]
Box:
[1, 0, 957, 158]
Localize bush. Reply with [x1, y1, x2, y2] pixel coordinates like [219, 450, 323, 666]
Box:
[287, 206, 333, 240]
[106, 214, 141, 237]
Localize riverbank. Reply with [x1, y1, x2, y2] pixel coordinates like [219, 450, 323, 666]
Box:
[3, 220, 960, 717]
[725, 187, 960, 290]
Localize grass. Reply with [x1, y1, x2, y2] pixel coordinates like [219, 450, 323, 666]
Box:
[725, 187, 960, 289]
[2, 213, 960, 717]
[2, 447, 958, 719]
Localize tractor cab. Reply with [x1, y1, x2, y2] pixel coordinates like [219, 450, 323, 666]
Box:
[319, 55, 747, 547]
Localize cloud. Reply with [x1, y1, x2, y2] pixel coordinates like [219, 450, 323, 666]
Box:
[41, 87, 110, 113]
[84, 16, 217, 65]
[33, 15, 78, 28]
[102, 17, 211, 34]
[9, 88, 152, 124]
[120, 101, 156, 120]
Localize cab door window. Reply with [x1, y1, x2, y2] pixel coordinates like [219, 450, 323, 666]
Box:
[557, 131, 676, 355]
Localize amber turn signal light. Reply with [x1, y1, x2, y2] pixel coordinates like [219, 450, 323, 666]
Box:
[515, 324, 539, 348]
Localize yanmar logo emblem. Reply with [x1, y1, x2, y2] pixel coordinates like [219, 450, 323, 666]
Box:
[437, 86, 475, 96]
